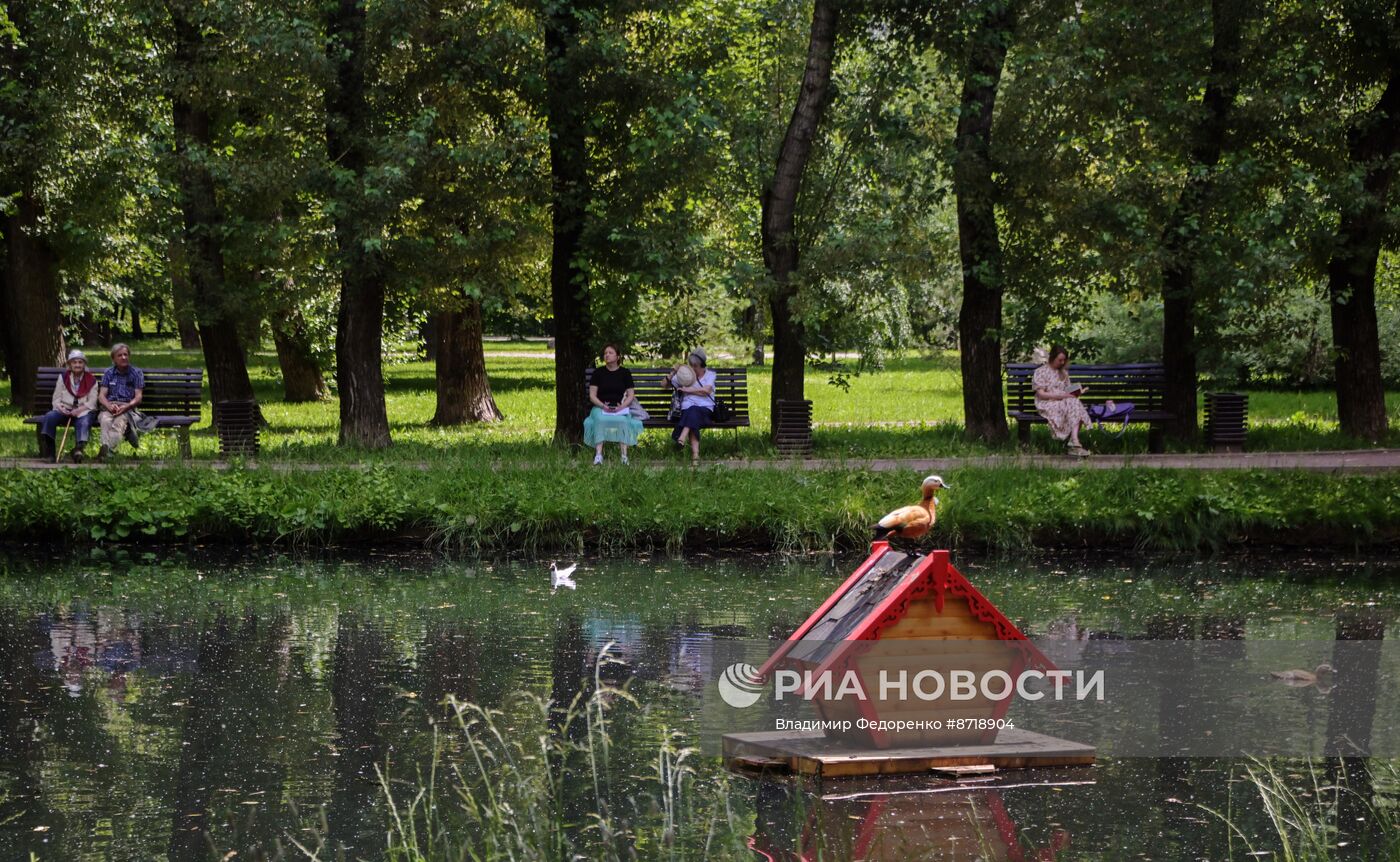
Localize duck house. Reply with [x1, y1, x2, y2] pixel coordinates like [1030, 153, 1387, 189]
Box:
[724, 543, 1094, 776]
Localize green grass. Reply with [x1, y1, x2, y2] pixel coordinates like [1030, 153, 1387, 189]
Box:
[3, 462, 1398, 551]
[1201, 759, 1400, 861]
[2, 338, 1398, 462]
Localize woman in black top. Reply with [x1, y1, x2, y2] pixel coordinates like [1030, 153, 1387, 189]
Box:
[584, 344, 644, 464]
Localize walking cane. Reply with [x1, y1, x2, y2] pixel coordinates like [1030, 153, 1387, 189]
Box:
[56, 419, 71, 464]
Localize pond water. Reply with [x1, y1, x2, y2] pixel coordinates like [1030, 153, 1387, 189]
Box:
[0, 549, 1395, 861]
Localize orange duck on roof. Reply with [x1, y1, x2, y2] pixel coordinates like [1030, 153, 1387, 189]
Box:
[872, 475, 949, 541]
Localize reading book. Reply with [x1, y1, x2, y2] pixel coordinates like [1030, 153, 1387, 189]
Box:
[1066, 383, 1085, 395]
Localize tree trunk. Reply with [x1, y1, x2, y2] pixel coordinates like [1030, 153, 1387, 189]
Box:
[170, 3, 258, 412]
[743, 301, 766, 366]
[324, 0, 391, 448]
[953, 0, 1016, 443]
[168, 238, 201, 349]
[432, 302, 502, 425]
[761, 0, 840, 432]
[1160, 0, 1245, 441]
[272, 300, 327, 402]
[1, 191, 66, 408]
[421, 315, 437, 362]
[77, 315, 106, 351]
[1328, 5, 1398, 442]
[129, 304, 143, 340]
[545, 1, 594, 447]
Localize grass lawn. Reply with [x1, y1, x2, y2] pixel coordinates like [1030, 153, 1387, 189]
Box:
[2, 337, 1398, 462]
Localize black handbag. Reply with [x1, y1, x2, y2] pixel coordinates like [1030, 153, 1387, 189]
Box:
[712, 396, 731, 423]
[668, 389, 683, 422]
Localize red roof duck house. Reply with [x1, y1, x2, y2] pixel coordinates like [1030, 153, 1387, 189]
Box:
[725, 543, 1095, 776]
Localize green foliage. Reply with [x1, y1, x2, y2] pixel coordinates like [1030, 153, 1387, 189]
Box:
[4, 0, 1399, 421]
[2, 461, 1398, 552]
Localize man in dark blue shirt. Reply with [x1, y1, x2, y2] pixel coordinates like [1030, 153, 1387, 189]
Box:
[97, 343, 145, 460]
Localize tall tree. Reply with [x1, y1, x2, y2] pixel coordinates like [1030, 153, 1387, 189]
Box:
[167, 237, 202, 349]
[761, 0, 841, 428]
[1327, 0, 1399, 442]
[1, 193, 65, 407]
[431, 299, 502, 424]
[953, 0, 1017, 443]
[0, 0, 66, 407]
[324, 0, 391, 447]
[1159, 0, 1246, 441]
[168, 0, 259, 411]
[544, 0, 594, 446]
[271, 295, 327, 402]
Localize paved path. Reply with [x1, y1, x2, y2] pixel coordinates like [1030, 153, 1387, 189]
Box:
[4, 448, 1400, 474]
[713, 448, 1400, 473]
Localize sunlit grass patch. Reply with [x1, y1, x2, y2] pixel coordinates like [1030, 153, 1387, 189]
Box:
[3, 339, 1399, 460]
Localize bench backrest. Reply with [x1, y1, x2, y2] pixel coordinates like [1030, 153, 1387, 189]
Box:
[31, 367, 204, 418]
[1006, 362, 1166, 413]
[584, 366, 750, 423]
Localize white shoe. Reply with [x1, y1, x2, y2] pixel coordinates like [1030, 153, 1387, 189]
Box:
[621, 454, 629, 465]
[593, 453, 603, 465]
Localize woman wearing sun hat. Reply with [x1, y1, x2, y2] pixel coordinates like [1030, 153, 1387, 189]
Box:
[37, 350, 99, 462]
[668, 347, 715, 465]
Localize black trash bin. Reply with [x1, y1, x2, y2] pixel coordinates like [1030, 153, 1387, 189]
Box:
[1204, 393, 1248, 453]
[213, 399, 260, 457]
[774, 399, 813, 457]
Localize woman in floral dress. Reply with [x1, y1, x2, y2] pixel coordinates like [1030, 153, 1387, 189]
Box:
[1033, 345, 1092, 455]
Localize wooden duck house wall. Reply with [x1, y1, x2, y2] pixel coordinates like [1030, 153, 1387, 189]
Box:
[759, 543, 1054, 749]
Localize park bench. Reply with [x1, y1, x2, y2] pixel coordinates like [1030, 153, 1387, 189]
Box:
[1005, 362, 1174, 453]
[24, 367, 204, 459]
[583, 366, 750, 431]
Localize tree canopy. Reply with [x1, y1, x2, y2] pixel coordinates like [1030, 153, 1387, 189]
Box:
[1, 0, 1395, 443]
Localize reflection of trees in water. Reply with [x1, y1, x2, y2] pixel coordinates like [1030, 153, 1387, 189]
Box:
[0, 609, 60, 855]
[166, 612, 301, 861]
[325, 612, 405, 857]
[415, 620, 479, 712]
[1327, 611, 1386, 851]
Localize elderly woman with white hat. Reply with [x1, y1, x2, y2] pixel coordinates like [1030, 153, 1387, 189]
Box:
[36, 350, 99, 462]
[668, 347, 716, 465]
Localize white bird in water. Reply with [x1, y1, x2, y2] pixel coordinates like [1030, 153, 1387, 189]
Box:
[550, 562, 578, 591]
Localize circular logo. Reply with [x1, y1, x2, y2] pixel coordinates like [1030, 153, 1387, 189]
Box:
[717, 662, 766, 709]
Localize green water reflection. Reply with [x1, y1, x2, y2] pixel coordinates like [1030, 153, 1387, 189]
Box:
[0, 550, 1394, 860]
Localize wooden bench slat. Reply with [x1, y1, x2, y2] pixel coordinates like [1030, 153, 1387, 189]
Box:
[1006, 361, 1174, 453]
[584, 365, 750, 429]
[25, 366, 205, 458]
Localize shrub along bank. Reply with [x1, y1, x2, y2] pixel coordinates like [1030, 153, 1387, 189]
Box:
[0, 464, 1396, 552]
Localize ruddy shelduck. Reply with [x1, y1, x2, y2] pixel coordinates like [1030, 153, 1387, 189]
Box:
[872, 475, 950, 541]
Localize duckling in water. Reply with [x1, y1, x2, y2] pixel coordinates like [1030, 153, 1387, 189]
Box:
[1270, 663, 1335, 688]
[872, 475, 950, 541]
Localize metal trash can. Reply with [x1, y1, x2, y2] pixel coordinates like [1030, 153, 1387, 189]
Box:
[213, 399, 261, 457]
[1204, 393, 1248, 452]
[774, 399, 813, 457]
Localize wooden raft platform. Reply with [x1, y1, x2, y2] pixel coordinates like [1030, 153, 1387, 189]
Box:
[724, 728, 1095, 778]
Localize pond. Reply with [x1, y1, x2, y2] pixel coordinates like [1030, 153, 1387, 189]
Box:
[0, 549, 1395, 860]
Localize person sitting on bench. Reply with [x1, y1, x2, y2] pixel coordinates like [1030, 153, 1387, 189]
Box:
[668, 347, 715, 465]
[37, 350, 99, 463]
[1033, 345, 1093, 456]
[584, 343, 643, 465]
[97, 343, 145, 461]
